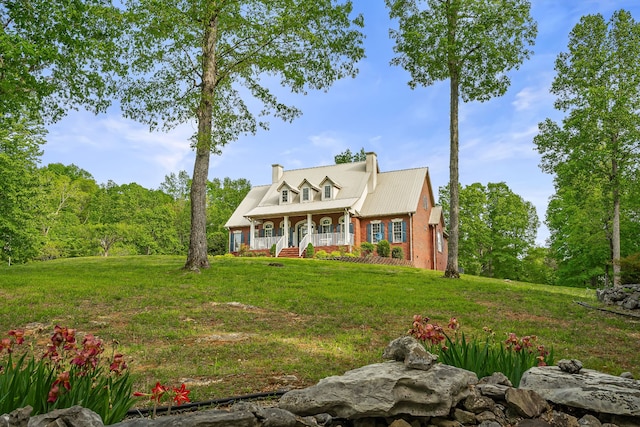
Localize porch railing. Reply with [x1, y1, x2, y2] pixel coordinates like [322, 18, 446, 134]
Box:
[274, 235, 286, 257]
[250, 235, 281, 251]
[299, 233, 311, 257]
[309, 232, 353, 247]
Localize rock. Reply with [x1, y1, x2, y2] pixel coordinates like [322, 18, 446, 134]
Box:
[452, 408, 476, 424]
[476, 383, 510, 400]
[620, 372, 634, 379]
[578, 414, 602, 426]
[278, 361, 477, 419]
[111, 409, 258, 427]
[463, 392, 496, 413]
[516, 421, 552, 427]
[8, 406, 31, 427]
[479, 372, 513, 387]
[547, 410, 580, 427]
[29, 406, 103, 427]
[520, 366, 640, 417]
[505, 388, 549, 418]
[382, 336, 439, 371]
[558, 359, 583, 374]
[477, 422, 502, 427]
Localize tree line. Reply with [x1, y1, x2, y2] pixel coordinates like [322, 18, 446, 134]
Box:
[0, 138, 250, 263]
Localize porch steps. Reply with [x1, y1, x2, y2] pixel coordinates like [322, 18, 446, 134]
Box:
[278, 247, 302, 258]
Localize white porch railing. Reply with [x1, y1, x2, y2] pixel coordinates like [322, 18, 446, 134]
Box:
[274, 235, 286, 257]
[309, 232, 353, 247]
[251, 235, 282, 251]
[298, 233, 311, 257]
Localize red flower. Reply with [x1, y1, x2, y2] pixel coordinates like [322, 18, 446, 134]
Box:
[151, 382, 168, 403]
[172, 384, 191, 405]
[110, 353, 128, 373]
[0, 338, 12, 353]
[47, 385, 60, 403]
[447, 317, 460, 331]
[8, 329, 25, 345]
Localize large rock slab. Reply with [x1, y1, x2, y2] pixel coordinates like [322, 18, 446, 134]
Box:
[278, 361, 478, 419]
[519, 366, 640, 417]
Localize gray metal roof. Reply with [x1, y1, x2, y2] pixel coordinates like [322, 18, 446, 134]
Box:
[359, 168, 429, 217]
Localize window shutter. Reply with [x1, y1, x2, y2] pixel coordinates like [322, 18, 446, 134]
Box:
[402, 221, 407, 242]
[388, 222, 393, 241]
[366, 224, 371, 242]
[230, 233, 235, 252]
[349, 223, 354, 233]
[380, 223, 385, 241]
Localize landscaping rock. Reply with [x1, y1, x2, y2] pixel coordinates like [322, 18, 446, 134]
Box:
[519, 366, 640, 417]
[29, 406, 103, 427]
[278, 361, 478, 419]
[112, 409, 258, 427]
[382, 336, 439, 371]
[558, 359, 583, 374]
[504, 388, 549, 418]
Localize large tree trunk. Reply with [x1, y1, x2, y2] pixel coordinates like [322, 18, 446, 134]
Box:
[444, 71, 460, 279]
[612, 156, 621, 287]
[185, 13, 218, 271]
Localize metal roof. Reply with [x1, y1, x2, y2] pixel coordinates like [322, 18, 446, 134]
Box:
[359, 168, 429, 217]
[225, 160, 432, 228]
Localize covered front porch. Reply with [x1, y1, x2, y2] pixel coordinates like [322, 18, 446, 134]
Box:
[242, 212, 355, 257]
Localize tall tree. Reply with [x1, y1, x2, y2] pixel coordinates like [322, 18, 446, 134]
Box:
[535, 10, 640, 287]
[1, 0, 122, 121]
[0, 116, 44, 264]
[119, 0, 365, 270]
[386, 0, 537, 278]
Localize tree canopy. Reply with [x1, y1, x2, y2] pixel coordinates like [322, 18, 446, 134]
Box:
[535, 9, 640, 287]
[386, 0, 537, 278]
[0, 0, 121, 122]
[117, 0, 366, 270]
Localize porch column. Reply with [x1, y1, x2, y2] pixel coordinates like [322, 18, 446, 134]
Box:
[283, 216, 289, 247]
[344, 210, 350, 245]
[307, 213, 312, 243]
[249, 219, 255, 250]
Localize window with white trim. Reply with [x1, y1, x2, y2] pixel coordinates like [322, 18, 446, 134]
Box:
[264, 222, 274, 238]
[324, 184, 332, 199]
[320, 217, 332, 234]
[392, 220, 403, 243]
[302, 187, 310, 202]
[371, 222, 382, 244]
[437, 231, 443, 253]
[281, 189, 289, 203]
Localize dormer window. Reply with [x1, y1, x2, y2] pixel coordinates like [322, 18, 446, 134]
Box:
[277, 181, 298, 205]
[324, 184, 332, 199]
[302, 187, 310, 202]
[282, 189, 289, 203]
[319, 176, 341, 201]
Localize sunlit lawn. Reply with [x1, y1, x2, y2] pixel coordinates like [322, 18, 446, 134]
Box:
[1, 255, 637, 404]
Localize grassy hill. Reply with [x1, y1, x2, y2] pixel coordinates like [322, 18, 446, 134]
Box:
[1, 255, 637, 403]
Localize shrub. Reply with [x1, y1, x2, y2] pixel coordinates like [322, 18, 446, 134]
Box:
[305, 243, 314, 258]
[270, 244, 276, 257]
[376, 240, 390, 257]
[391, 247, 404, 259]
[238, 243, 250, 256]
[207, 231, 228, 256]
[409, 315, 553, 387]
[315, 250, 329, 259]
[619, 253, 640, 285]
[351, 246, 361, 257]
[360, 242, 374, 256]
[0, 326, 135, 424]
[330, 250, 342, 258]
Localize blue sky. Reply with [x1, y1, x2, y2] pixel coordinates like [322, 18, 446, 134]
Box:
[43, 1, 640, 245]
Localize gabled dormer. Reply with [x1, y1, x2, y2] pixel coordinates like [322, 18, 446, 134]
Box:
[277, 181, 298, 205]
[319, 176, 341, 201]
[298, 179, 320, 203]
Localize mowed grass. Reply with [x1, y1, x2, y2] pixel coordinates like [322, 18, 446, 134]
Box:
[1, 255, 638, 405]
